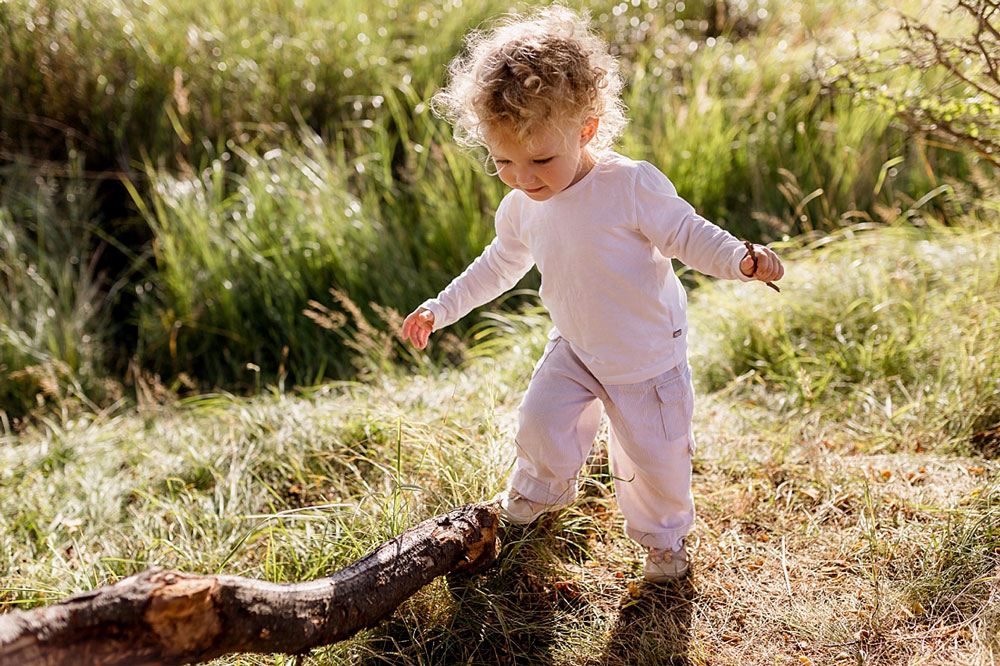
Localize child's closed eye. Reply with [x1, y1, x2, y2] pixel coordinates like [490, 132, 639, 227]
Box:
[533, 157, 553, 164]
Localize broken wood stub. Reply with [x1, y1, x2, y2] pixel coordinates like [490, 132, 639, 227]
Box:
[0, 502, 499, 666]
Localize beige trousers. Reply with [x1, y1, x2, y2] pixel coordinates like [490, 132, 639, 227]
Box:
[510, 337, 696, 550]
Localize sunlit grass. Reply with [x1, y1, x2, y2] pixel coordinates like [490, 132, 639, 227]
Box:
[2, 1, 998, 663]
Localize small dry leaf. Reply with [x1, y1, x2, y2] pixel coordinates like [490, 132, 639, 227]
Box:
[799, 486, 821, 501]
[834, 493, 854, 507]
[960, 488, 983, 505]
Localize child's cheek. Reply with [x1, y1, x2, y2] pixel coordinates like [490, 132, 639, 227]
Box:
[496, 167, 514, 188]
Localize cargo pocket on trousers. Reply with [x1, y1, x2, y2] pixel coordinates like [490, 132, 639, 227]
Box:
[655, 375, 694, 445]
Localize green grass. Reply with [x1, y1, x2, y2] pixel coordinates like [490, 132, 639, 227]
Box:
[0, 0, 827, 168]
[129, 107, 509, 387]
[688, 222, 1000, 454]
[2, 224, 998, 665]
[2, 5, 999, 664]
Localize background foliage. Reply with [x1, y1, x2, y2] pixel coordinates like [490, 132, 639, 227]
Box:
[0, 0, 996, 418]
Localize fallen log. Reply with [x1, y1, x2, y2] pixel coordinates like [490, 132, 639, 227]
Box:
[0, 502, 499, 666]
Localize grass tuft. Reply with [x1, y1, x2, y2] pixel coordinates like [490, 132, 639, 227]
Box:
[688, 223, 1000, 454]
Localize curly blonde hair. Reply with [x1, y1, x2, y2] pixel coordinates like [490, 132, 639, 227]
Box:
[432, 5, 627, 154]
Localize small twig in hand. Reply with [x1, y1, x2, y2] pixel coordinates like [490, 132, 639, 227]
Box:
[744, 240, 781, 292]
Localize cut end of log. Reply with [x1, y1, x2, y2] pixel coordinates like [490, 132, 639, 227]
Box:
[450, 503, 500, 574]
[144, 573, 222, 656]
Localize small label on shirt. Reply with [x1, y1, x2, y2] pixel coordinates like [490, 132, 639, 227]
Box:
[673, 329, 683, 338]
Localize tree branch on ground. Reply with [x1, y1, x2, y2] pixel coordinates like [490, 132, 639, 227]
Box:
[0, 502, 499, 666]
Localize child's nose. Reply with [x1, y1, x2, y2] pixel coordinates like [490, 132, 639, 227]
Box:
[514, 164, 537, 184]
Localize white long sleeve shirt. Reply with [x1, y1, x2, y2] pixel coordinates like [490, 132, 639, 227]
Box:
[421, 152, 751, 384]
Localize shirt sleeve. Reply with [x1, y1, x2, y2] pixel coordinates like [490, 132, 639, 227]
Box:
[420, 194, 535, 331]
[632, 161, 751, 281]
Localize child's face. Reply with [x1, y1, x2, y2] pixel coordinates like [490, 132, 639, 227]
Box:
[486, 119, 598, 201]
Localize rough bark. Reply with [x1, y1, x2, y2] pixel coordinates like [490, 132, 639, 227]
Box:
[0, 502, 499, 666]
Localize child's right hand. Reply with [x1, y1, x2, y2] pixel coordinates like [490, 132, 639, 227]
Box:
[402, 307, 435, 349]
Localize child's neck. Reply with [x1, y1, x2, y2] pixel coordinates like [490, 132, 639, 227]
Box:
[569, 150, 597, 189]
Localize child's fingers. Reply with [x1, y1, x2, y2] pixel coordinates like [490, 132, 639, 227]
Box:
[412, 327, 427, 349]
[411, 325, 428, 349]
[756, 249, 784, 282]
[402, 308, 434, 346]
[741, 244, 784, 283]
[402, 315, 417, 341]
[416, 310, 435, 348]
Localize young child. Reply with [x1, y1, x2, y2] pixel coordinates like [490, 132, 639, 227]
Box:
[401, 5, 783, 582]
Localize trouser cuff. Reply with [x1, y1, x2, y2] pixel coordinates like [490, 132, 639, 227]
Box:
[626, 523, 692, 551]
[509, 467, 578, 506]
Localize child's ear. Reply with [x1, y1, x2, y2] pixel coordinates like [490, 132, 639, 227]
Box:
[580, 117, 599, 146]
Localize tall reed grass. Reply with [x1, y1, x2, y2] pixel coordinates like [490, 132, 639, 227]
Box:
[0, 0, 994, 411]
[1, 0, 796, 169]
[0, 164, 118, 418]
[131, 104, 513, 387]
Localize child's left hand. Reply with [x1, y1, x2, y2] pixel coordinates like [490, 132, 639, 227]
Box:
[740, 243, 784, 284]
[402, 307, 435, 349]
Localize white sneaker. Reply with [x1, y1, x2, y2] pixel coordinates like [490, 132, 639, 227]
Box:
[643, 544, 689, 582]
[497, 489, 570, 524]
